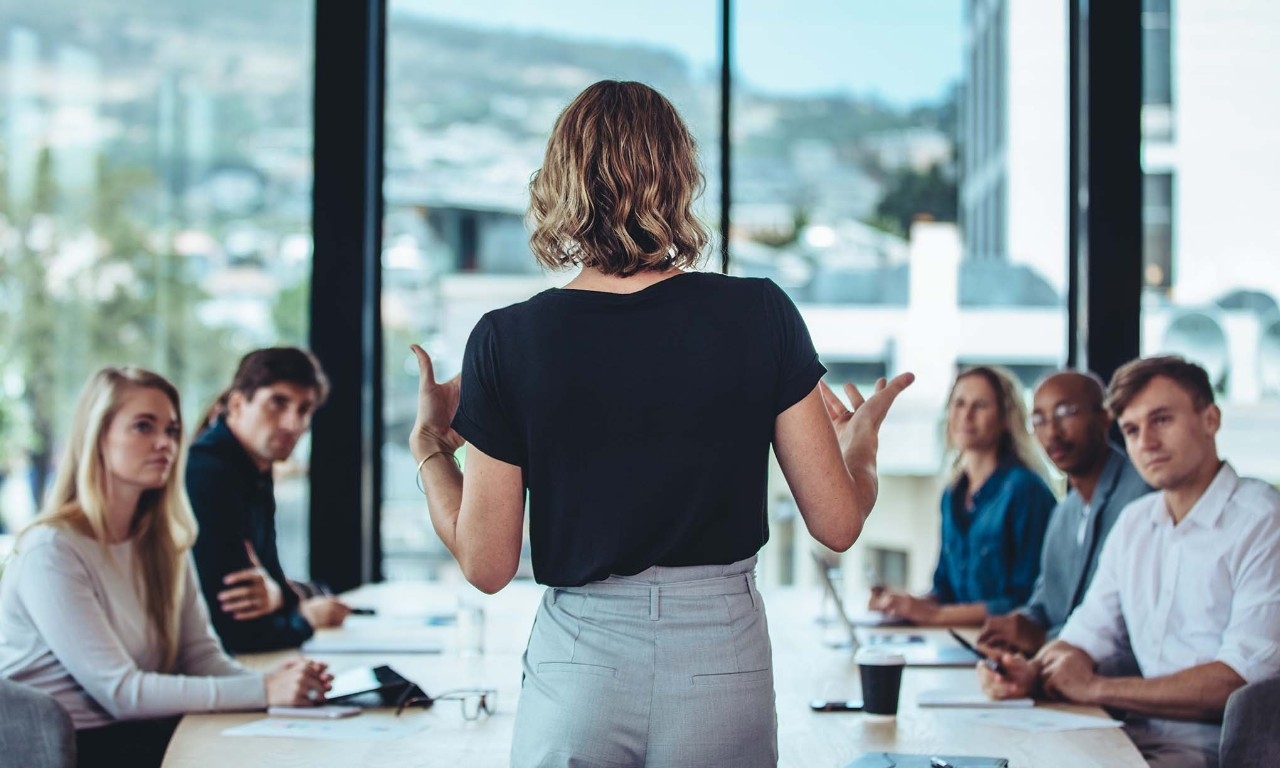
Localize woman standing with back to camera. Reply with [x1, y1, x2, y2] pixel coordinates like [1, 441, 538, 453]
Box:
[409, 80, 913, 767]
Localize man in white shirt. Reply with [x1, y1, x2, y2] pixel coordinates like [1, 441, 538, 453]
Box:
[979, 355, 1280, 768]
[977, 371, 1151, 656]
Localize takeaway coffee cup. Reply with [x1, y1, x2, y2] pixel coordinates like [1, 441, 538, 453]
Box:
[855, 648, 906, 716]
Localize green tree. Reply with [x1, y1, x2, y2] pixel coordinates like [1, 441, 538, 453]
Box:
[872, 162, 958, 238]
[9, 148, 60, 504]
[83, 153, 241, 431]
[3, 149, 242, 509]
[272, 277, 310, 346]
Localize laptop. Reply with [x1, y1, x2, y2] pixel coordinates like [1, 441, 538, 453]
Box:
[813, 552, 981, 668]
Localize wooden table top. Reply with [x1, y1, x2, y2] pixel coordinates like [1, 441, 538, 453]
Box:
[163, 581, 1145, 768]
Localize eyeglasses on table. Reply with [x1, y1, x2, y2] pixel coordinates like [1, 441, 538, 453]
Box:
[394, 685, 498, 720]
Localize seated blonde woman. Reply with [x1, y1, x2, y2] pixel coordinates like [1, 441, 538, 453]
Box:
[0, 367, 331, 768]
[869, 365, 1057, 626]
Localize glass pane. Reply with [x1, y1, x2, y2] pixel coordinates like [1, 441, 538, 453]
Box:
[0, 4, 315, 576]
[1140, 2, 1280, 484]
[735, 1, 1068, 591]
[382, 1, 720, 580]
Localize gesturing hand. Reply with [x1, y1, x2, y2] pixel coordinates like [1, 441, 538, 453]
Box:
[409, 344, 465, 461]
[219, 541, 285, 621]
[818, 373, 915, 460]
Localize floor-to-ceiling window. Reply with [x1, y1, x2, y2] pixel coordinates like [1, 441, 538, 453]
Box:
[0, 2, 315, 575]
[379, 0, 719, 580]
[1139, 0, 1280, 485]
[732, 0, 1069, 592]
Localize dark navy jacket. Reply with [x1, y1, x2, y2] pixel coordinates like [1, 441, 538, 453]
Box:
[187, 417, 313, 653]
[1022, 445, 1152, 637]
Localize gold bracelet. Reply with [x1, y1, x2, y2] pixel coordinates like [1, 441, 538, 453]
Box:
[415, 450, 460, 495]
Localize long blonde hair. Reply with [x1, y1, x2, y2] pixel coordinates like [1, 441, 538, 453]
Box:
[528, 80, 710, 276]
[25, 367, 197, 671]
[944, 365, 1048, 484]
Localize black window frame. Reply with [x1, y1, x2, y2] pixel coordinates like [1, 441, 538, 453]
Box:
[308, 0, 1145, 585]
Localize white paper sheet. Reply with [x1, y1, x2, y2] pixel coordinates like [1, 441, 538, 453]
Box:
[301, 630, 443, 654]
[917, 689, 1035, 708]
[947, 708, 1124, 732]
[223, 716, 426, 741]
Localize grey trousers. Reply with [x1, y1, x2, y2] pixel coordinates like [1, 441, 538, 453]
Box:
[510, 556, 778, 768]
[1125, 718, 1222, 768]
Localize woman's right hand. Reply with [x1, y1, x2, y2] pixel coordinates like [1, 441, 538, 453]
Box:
[264, 658, 332, 707]
[868, 587, 938, 624]
[409, 344, 465, 461]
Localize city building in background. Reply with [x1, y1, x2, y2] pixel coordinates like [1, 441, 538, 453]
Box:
[960, 0, 1280, 488]
[2, 2, 1275, 599]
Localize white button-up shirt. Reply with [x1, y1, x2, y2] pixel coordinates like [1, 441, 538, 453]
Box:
[1058, 462, 1280, 684]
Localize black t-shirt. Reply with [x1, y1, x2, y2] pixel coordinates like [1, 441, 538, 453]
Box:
[452, 271, 825, 587]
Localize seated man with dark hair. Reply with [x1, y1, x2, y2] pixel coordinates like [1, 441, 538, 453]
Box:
[188, 347, 352, 654]
[980, 356, 1280, 768]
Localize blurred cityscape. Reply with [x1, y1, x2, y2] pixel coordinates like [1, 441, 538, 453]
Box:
[1, 1, 1277, 592]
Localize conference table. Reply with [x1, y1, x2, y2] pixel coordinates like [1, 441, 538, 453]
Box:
[163, 581, 1146, 767]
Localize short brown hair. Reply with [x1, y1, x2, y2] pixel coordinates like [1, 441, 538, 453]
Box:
[198, 347, 329, 434]
[1105, 355, 1215, 419]
[528, 80, 710, 277]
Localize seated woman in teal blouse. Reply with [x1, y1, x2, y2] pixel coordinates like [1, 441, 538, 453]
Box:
[870, 365, 1057, 626]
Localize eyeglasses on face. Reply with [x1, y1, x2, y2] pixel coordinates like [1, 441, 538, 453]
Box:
[1030, 402, 1084, 429]
[394, 686, 497, 720]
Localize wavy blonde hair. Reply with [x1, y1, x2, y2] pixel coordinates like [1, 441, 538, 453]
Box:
[944, 365, 1049, 483]
[24, 367, 197, 671]
[528, 80, 710, 276]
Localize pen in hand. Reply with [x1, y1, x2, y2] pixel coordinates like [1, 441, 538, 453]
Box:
[948, 628, 1009, 677]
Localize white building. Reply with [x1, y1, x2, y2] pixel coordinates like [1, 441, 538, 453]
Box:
[962, 0, 1280, 309]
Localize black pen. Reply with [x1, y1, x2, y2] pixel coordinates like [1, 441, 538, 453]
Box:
[947, 628, 1009, 677]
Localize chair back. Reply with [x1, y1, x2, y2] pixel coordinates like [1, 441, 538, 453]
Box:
[0, 679, 76, 768]
[1221, 677, 1280, 768]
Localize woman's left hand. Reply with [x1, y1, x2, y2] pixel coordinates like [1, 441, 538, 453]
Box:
[218, 541, 286, 621]
[869, 588, 938, 624]
[410, 344, 465, 460]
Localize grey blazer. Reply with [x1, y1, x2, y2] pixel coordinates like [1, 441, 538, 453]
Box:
[1022, 445, 1152, 638]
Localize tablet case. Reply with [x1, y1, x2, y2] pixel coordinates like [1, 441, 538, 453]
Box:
[326, 664, 420, 707]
